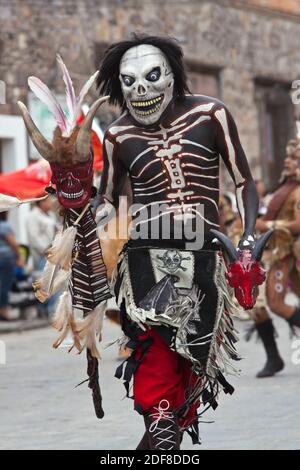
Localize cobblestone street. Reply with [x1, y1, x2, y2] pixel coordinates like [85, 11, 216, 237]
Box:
[0, 316, 299, 450]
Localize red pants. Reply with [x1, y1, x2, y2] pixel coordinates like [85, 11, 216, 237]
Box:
[133, 328, 199, 428]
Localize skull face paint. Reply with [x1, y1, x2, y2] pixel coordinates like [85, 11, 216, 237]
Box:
[119, 45, 174, 126]
[50, 156, 94, 209]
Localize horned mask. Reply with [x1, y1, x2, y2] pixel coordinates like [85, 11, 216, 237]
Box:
[18, 54, 108, 208]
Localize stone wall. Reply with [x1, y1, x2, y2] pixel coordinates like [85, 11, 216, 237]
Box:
[0, 0, 300, 179]
[241, 0, 300, 16]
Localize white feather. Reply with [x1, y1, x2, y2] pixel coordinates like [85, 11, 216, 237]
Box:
[32, 260, 56, 302]
[75, 71, 99, 123]
[0, 194, 21, 212]
[52, 289, 83, 353]
[47, 226, 78, 270]
[33, 261, 71, 303]
[76, 301, 108, 358]
[56, 54, 77, 132]
[52, 290, 79, 350]
[28, 76, 67, 132]
[51, 268, 71, 293]
[0, 194, 49, 213]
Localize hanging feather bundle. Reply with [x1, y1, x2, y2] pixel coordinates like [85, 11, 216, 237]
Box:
[47, 203, 90, 271]
[0, 194, 48, 213]
[51, 268, 71, 294]
[52, 290, 82, 353]
[52, 290, 107, 359]
[33, 260, 71, 303]
[52, 290, 72, 332]
[75, 301, 108, 359]
[33, 260, 56, 303]
[47, 226, 78, 271]
[18, 55, 111, 420]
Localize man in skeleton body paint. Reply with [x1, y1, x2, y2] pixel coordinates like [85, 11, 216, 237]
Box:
[96, 35, 263, 450]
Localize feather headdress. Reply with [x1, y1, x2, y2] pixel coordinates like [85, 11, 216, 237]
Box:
[28, 54, 99, 137]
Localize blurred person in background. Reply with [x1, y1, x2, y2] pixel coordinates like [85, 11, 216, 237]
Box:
[252, 138, 300, 377]
[26, 197, 58, 316]
[255, 178, 269, 217]
[0, 212, 24, 321]
[255, 179, 266, 199]
[26, 197, 57, 270]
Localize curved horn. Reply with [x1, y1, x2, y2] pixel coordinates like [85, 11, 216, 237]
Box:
[76, 95, 109, 161]
[210, 229, 239, 263]
[251, 229, 273, 261]
[18, 101, 55, 162]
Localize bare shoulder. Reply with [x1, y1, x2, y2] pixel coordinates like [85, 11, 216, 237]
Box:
[104, 112, 132, 140]
[183, 94, 226, 111]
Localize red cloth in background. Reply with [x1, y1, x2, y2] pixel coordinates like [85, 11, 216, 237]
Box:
[0, 159, 51, 199]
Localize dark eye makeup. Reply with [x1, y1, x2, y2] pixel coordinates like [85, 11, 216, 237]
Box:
[121, 75, 135, 86]
[146, 67, 161, 82]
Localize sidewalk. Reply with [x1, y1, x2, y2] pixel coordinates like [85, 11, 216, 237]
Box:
[1, 316, 299, 450]
[0, 317, 50, 334]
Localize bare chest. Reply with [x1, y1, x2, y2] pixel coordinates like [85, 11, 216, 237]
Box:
[110, 112, 219, 203]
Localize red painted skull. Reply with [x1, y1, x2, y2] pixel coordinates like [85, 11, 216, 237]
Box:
[210, 229, 273, 311]
[226, 253, 266, 310]
[50, 156, 93, 209]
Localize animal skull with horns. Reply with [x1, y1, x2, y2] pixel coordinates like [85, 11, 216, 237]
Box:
[18, 54, 109, 209]
[210, 229, 273, 310]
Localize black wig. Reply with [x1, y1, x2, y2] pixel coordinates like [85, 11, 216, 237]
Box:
[97, 33, 190, 108]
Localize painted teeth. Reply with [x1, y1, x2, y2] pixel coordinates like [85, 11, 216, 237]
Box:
[131, 95, 163, 108]
[135, 104, 161, 116]
[61, 190, 84, 199]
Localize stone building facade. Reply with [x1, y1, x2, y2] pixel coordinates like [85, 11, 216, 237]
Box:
[0, 0, 300, 189]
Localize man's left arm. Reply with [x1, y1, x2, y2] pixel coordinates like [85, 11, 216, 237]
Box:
[213, 105, 259, 249]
